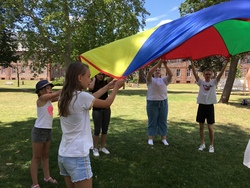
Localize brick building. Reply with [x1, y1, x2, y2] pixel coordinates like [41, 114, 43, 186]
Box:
[0, 61, 64, 81]
[0, 49, 64, 81]
[1, 56, 250, 82]
[161, 58, 250, 84]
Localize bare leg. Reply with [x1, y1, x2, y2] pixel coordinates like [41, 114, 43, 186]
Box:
[30, 142, 45, 186]
[64, 176, 74, 188]
[199, 123, 205, 144]
[208, 124, 214, 146]
[93, 135, 99, 149]
[75, 178, 92, 188]
[41, 141, 51, 179]
[100, 134, 107, 148]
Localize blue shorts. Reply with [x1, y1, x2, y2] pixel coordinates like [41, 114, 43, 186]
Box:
[58, 155, 93, 182]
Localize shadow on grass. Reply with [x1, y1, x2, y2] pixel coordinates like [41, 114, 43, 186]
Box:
[91, 117, 250, 188]
[0, 88, 34, 93]
[0, 86, 198, 95]
[1, 116, 250, 187]
[227, 102, 250, 109]
[0, 88, 62, 94]
[0, 118, 63, 188]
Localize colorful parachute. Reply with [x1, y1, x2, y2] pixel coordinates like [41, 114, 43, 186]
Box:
[79, 0, 250, 79]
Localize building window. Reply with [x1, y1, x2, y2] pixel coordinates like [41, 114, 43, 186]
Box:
[177, 59, 182, 63]
[12, 68, 16, 74]
[1, 67, 5, 74]
[176, 69, 181, 76]
[21, 67, 25, 73]
[187, 69, 191, 77]
[30, 67, 34, 73]
[41, 68, 44, 74]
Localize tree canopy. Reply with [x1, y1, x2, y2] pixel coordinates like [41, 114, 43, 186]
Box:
[0, 29, 19, 67]
[2, 0, 149, 69]
[179, 0, 229, 17]
[0, 5, 19, 67]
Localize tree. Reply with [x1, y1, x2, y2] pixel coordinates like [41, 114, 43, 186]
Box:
[218, 56, 238, 103]
[179, 0, 229, 17]
[0, 29, 19, 67]
[179, 0, 241, 104]
[0, 5, 19, 67]
[235, 65, 242, 78]
[189, 56, 226, 75]
[2, 0, 149, 71]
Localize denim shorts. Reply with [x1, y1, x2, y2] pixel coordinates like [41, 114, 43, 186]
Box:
[58, 155, 93, 182]
[31, 127, 52, 142]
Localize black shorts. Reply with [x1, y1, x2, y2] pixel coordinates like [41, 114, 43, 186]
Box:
[31, 127, 52, 142]
[196, 104, 215, 124]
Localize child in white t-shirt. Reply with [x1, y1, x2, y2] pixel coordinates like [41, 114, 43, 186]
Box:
[58, 62, 124, 188]
[191, 60, 228, 153]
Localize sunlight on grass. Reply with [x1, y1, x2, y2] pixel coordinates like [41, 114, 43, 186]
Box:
[0, 82, 250, 187]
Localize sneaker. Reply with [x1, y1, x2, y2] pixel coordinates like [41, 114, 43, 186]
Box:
[198, 143, 206, 151]
[99, 147, 110, 154]
[209, 145, 214, 153]
[162, 139, 169, 146]
[148, 139, 154, 145]
[93, 148, 100, 157]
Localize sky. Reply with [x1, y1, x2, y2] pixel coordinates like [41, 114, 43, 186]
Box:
[144, 0, 185, 30]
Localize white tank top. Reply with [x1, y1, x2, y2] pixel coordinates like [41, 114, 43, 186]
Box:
[34, 101, 53, 129]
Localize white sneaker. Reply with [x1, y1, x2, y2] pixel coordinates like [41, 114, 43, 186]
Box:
[148, 139, 153, 145]
[162, 140, 169, 146]
[93, 148, 100, 156]
[99, 147, 110, 154]
[198, 143, 206, 151]
[209, 145, 214, 153]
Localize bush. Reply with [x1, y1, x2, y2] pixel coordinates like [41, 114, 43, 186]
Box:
[52, 76, 64, 86]
[132, 78, 138, 83]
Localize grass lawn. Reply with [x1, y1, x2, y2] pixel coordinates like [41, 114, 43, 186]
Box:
[0, 80, 250, 188]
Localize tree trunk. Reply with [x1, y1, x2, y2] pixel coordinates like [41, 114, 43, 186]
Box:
[218, 57, 239, 103]
[17, 72, 20, 87]
[16, 65, 20, 87]
[139, 68, 146, 83]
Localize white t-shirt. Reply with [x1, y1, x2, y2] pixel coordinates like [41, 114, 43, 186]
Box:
[34, 101, 53, 129]
[146, 77, 170, 100]
[59, 91, 95, 157]
[196, 79, 218, 104]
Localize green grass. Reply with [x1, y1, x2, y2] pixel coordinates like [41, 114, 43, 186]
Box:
[0, 80, 250, 187]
